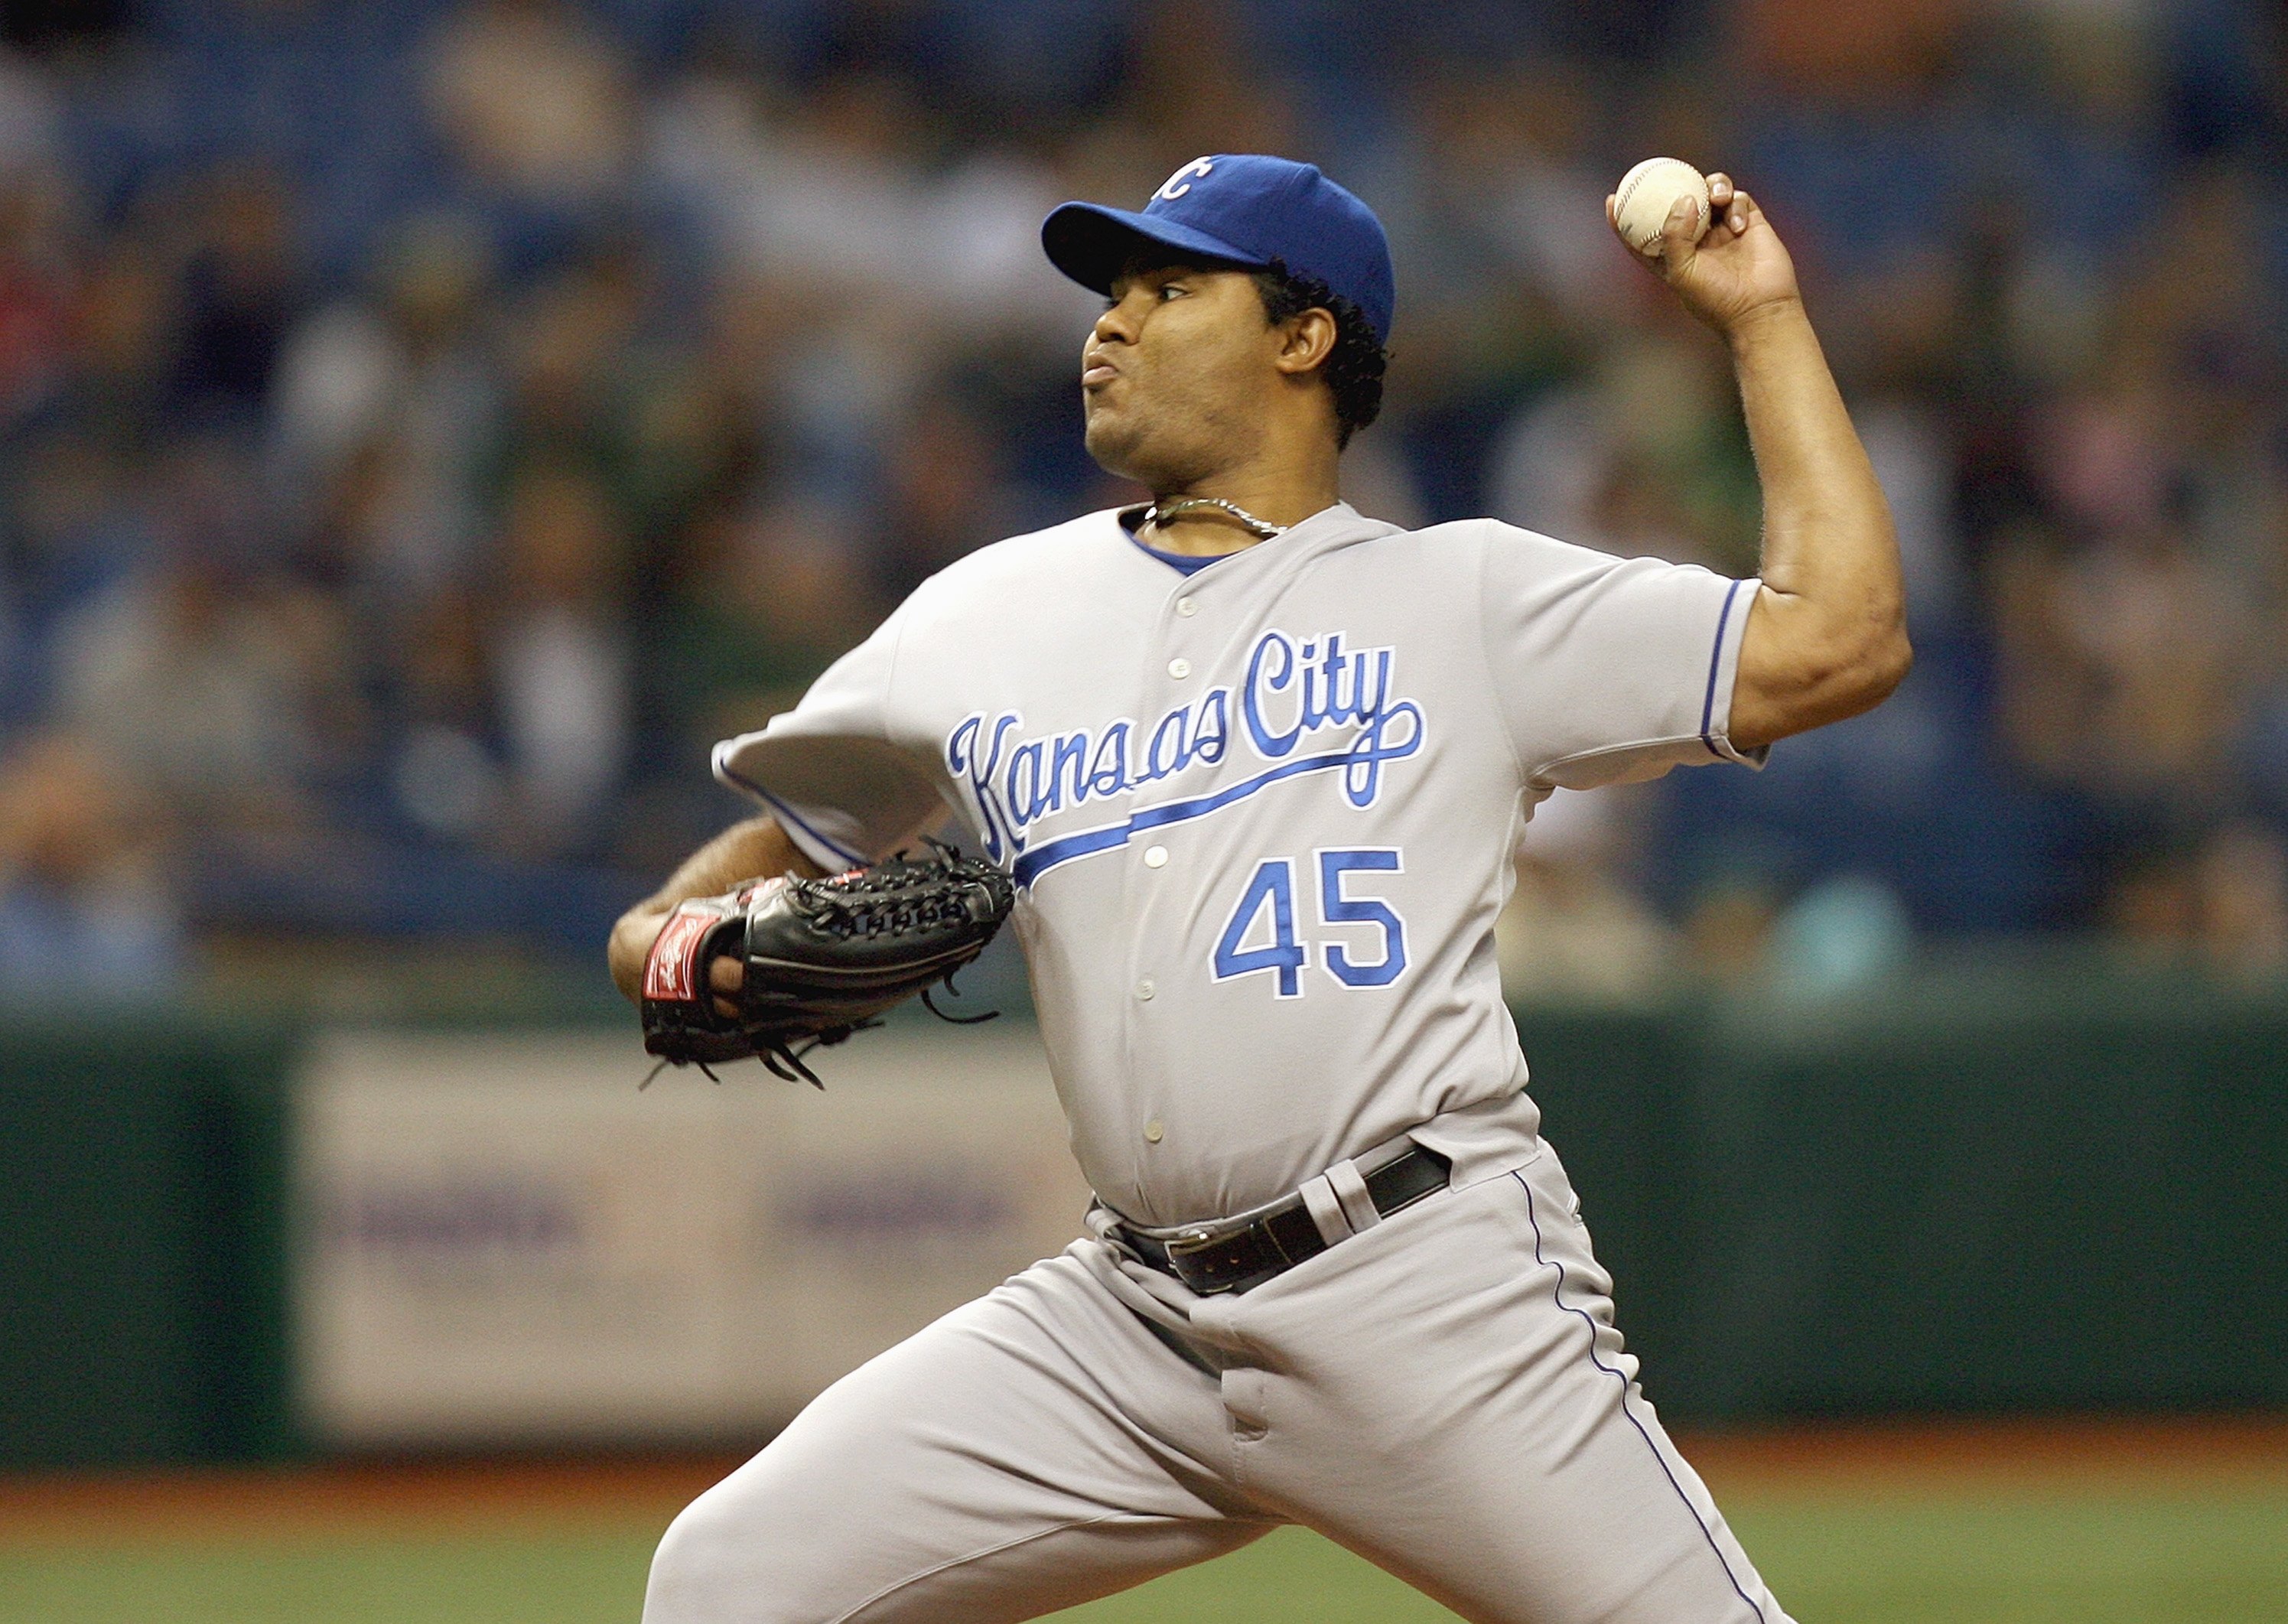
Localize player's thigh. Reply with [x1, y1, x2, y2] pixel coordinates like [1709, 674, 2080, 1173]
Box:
[1235, 1156, 1792, 1624]
[644, 1252, 1269, 1624]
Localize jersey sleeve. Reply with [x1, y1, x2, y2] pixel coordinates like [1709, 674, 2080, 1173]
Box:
[710, 610, 955, 870]
[1477, 523, 1766, 790]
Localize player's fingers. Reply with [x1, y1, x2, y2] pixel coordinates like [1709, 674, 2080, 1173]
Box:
[1707, 172, 1734, 209]
[1722, 188, 1758, 235]
[1657, 194, 1703, 266]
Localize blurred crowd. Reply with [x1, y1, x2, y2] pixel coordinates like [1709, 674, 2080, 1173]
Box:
[0, 0, 2286, 1001]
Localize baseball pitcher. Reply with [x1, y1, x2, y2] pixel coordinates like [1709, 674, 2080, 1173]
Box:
[610, 153, 1907, 1623]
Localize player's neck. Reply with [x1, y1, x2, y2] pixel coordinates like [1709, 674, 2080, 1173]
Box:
[1146, 451, 1340, 557]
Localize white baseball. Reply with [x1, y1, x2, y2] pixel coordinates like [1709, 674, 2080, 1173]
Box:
[1613, 157, 1710, 255]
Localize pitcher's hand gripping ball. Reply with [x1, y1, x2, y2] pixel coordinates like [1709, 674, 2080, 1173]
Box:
[1612, 156, 1710, 255]
[640, 845, 1015, 1086]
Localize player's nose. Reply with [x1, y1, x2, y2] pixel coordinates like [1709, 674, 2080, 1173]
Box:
[1091, 297, 1141, 347]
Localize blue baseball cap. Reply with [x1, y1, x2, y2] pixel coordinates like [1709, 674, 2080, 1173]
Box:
[1042, 154, 1395, 345]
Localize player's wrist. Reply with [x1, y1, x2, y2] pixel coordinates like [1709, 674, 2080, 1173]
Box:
[1719, 294, 1808, 352]
[608, 902, 676, 1003]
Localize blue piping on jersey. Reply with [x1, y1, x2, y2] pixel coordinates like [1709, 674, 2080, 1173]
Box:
[1699, 578, 1747, 757]
[713, 747, 869, 868]
[1010, 731, 1420, 889]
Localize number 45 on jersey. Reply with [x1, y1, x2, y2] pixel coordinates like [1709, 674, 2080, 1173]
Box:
[1212, 849, 1408, 998]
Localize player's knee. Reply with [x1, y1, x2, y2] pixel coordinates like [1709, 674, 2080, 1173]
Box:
[643, 1483, 815, 1624]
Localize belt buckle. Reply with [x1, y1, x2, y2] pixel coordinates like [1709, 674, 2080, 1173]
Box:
[1164, 1225, 1221, 1261]
[1164, 1222, 1252, 1294]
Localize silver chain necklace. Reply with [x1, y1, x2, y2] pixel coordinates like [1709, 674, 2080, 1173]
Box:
[1141, 497, 1288, 541]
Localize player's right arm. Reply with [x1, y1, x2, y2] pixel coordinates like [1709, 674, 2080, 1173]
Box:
[1615, 173, 1912, 751]
[607, 816, 823, 1004]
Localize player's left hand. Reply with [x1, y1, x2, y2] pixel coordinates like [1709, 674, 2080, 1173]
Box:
[1606, 173, 1802, 338]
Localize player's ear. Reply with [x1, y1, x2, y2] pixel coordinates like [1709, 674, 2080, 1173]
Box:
[1273, 306, 1338, 376]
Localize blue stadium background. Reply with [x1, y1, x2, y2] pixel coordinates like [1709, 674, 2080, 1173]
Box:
[2, 0, 2286, 1001]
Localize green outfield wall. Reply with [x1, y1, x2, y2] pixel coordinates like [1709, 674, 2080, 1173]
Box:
[1522, 972, 2288, 1423]
[0, 1017, 297, 1469]
[2, 975, 2283, 1466]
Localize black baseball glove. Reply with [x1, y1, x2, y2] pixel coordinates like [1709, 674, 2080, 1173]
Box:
[640, 845, 1016, 1086]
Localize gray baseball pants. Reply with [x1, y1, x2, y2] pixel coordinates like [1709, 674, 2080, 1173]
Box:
[643, 1142, 1794, 1624]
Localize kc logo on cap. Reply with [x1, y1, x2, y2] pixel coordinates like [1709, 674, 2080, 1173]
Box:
[1154, 158, 1215, 202]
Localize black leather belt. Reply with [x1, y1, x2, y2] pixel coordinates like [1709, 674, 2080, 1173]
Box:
[1112, 1144, 1453, 1296]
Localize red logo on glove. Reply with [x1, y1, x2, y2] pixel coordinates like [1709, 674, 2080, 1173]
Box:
[644, 908, 715, 1003]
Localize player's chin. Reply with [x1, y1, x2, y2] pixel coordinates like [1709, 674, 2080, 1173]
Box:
[1081, 408, 1150, 480]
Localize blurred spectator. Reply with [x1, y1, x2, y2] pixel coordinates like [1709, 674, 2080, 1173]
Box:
[2101, 821, 2288, 980]
[270, 212, 498, 558]
[389, 584, 503, 844]
[0, 46, 59, 172]
[1492, 333, 1758, 574]
[2195, 821, 2288, 979]
[1683, 876, 1782, 987]
[1120, 0, 1299, 175]
[0, 728, 180, 1000]
[0, 166, 73, 427]
[61, 236, 173, 452]
[4, 429, 144, 659]
[49, 444, 351, 837]
[1398, 62, 1616, 327]
[489, 255, 645, 492]
[727, 70, 936, 296]
[656, 496, 877, 759]
[170, 167, 304, 425]
[1740, 0, 1972, 98]
[1993, 486, 2254, 833]
[491, 462, 631, 854]
[869, 389, 1014, 599]
[1855, 395, 1964, 625]
[424, 0, 636, 206]
[1764, 873, 1915, 998]
[1496, 787, 1678, 1003]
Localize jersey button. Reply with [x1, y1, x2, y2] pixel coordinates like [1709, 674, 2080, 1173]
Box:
[1135, 978, 1156, 1001]
[1143, 845, 1168, 868]
[1167, 657, 1191, 679]
[1144, 1120, 1165, 1144]
[1176, 597, 1198, 617]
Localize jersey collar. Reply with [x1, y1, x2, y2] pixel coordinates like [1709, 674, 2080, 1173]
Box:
[1115, 500, 1378, 573]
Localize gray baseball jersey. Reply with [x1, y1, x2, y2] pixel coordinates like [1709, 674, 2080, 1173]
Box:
[714, 500, 1759, 1227]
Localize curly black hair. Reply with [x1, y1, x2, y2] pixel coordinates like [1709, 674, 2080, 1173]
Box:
[1252, 260, 1390, 448]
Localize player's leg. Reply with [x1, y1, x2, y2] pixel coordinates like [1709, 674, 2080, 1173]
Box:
[1215, 1149, 1792, 1624]
[643, 1248, 1274, 1624]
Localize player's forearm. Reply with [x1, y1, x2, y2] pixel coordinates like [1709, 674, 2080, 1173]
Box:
[607, 815, 822, 1001]
[1725, 298, 1910, 748]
